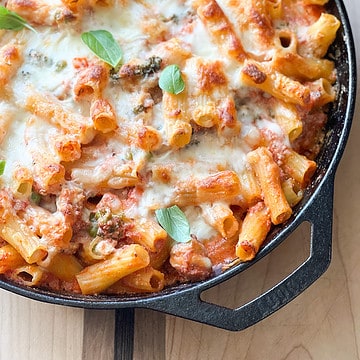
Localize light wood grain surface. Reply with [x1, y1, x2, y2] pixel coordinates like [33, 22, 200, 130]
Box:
[1, 1, 359, 359]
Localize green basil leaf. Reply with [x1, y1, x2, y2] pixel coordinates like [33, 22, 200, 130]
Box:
[0, 6, 36, 33]
[159, 64, 185, 95]
[0, 160, 5, 176]
[81, 30, 122, 68]
[155, 205, 191, 243]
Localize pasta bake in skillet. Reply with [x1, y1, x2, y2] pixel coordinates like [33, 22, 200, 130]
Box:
[0, 0, 346, 299]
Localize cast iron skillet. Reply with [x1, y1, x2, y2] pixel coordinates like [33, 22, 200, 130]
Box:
[0, 0, 357, 355]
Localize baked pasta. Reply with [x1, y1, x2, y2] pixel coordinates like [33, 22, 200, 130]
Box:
[0, 0, 340, 295]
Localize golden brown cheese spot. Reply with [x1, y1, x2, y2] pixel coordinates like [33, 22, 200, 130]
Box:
[7, 0, 75, 25]
[249, 8, 274, 41]
[2, 46, 21, 64]
[73, 64, 109, 99]
[218, 97, 239, 133]
[197, 61, 227, 92]
[201, 0, 222, 19]
[198, 171, 241, 199]
[152, 165, 172, 184]
[242, 63, 267, 84]
[136, 126, 161, 152]
[54, 139, 82, 162]
[200, 1, 246, 62]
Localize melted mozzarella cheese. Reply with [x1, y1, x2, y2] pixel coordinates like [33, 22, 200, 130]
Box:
[0, 106, 33, 186]
[1, 0, 291, 242]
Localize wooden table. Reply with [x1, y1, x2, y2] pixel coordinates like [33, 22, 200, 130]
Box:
[1, 1, 359, 359]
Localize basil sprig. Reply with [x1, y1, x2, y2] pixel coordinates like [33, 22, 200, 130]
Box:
[0, 6, 36, 32]
[159, 64, 185, 95]
[81, 30, 123, 68]
[155, 205, 191, 243]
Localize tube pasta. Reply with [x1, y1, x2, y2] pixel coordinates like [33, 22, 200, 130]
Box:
[216, 0, 275, 60]
[272, 33, 335, 82]
[90, 98, 117, 133]
[45, 253, 83, 281]
[194, 0, 247, 63]
[73, 63, 109, 100]
[217, 96, 241, 137]
[303, 13, 341, 58]
[107, 266, 165, 294]
[0, 244, 26, 273]
[12, 166, 33, 199]
[164, 119, 192, 148]
[201, 202, 239, 239]
[266, 0, 282, 19]
[53, 134, 82, 163]
[21, 204, 73, 248]
[272, 101, 303, 142]
[0, 43, 23, 89]
[0, 191, 48, 264]
[192, 98, 218, 128]
[80, 236, 114, 264]
[281, 149, 317, 186]
[238, 166, 262, 207]
[0, 43, 23, 91]
[125, 218, 168, 252]
[240, 59, 311, 106]
[174, 171, 241, 206]
[281, 178, 303, 207]
[12, 264, 44, 286]
[71, 161, 140, 190]
[162, 84, 192, 148]
[309, 78, 336, 107]
[6, 0, 75, 26]
[25, 93, 95, 145]
[75, 244, 150, 295]
[149, 38, 191, 67]
[247, 147, 292, 225]
[236, 201, 271, 261]
[0, 214, 48, 264]
[136, 126, 162, 152]
[183, 56, 241, 136]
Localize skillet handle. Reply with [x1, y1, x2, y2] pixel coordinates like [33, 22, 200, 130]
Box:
[146, 178, 334, 331]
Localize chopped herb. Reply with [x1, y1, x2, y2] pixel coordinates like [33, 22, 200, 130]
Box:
[81, 30, 123, 68]
[21, 70, 31, 78]
[155, 205, 191, 243]
[118, 56, 162, 79]
[30, 191, 41, 205]
[0, 160, 5, 175]
[88, 208, 124, 239]
[162, 14, 179, 24]
[110, 68, 121, 81]
[159, 64, 185, 95]
[88, 221, 99, 238]
[55, 60, 67, 72]
[0, 6, 37, 33]
[124, 150, 133, 161]
[133, 56, 162, 77]
[28, 49, 53, 67]
[133, 104, 146, 115]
